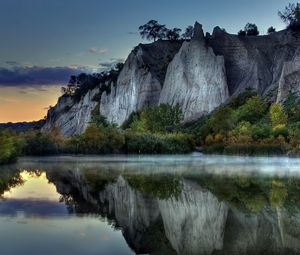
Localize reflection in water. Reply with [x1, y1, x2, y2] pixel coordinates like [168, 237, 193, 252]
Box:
[0, 155, 300, 255]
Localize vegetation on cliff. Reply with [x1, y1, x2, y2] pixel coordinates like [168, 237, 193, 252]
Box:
[186, 89, 300, 156]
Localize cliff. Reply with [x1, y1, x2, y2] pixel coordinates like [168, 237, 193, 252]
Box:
[160, 23, 229, 121]
[43, 22, 300, 136]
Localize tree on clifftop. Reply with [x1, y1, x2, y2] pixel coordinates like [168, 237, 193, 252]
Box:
[245, 23, 259, 36]
[138, 20, 166, 41]
[165, 28, 182, 41]
[279, 3, 300, 30]
[268, 26, 276, 34]
[182, 26, 194, 39]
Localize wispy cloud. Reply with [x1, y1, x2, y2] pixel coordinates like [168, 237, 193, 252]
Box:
[88, 47, 109, 54]
[98, 58, 125, 70]
[88, 47, 98, 53]
[99, 48, 109, 54]
[5, 61, 19, 66]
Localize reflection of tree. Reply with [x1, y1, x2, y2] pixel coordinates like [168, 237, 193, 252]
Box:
[269, 180, 288, 208]
[193, 175, 300, 213]
[125, 173, 183, 200]
[83, 168, 119, 193]
[0, 167, 24, 197]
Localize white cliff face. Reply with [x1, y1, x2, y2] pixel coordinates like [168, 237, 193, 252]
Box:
[159, 23, 229, 121]
[100, 41, 181, 125]
[100, 49, 161, 125]
[158, 180, 228, 255]
[42, 87, 99, 136]
[277, 48, 300, 102]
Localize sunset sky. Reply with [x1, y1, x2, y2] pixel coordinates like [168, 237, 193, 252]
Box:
[0, 0, 291, 122]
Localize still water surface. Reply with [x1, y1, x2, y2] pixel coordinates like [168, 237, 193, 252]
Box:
[0, 154, 300, 255]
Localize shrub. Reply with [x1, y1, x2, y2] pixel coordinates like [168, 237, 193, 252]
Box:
[270, 103, 288, 128]
[0, 130, 24, 164]
[125, 132, 193, 154]
[234, 96, 267, 123]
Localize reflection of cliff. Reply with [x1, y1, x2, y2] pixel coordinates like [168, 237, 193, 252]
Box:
[44, 168, 300, 255]
[158, 180, 228, 255]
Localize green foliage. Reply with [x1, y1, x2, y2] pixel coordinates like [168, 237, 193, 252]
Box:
[126, 173, 183, 200]
[234, 96, 267, 123]
[130, 104, 183, 133]
[125, 132, 194, 154]
[0, 130, 24, 165]
[270, 103, 288, 128]
[67, 124, 125, 154]
[23, 129, 63, 155]
[283, 93, 300, 122]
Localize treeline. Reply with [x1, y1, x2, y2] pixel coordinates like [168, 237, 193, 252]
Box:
[1, 91, 300, 165]
[186, 89, 300, 156]
[0, 104, 194, 165]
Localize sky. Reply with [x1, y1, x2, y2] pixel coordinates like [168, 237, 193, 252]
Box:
[0, 0, 292, 122]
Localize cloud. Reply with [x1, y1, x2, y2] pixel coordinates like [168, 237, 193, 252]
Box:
[88, 47, 97, 53]
[5, 61, 19, 66]
[88, 47, 109, 54]
[0, 65, 93, 87]
[98, 58, 125, 70]
[99, 48, 108, 54]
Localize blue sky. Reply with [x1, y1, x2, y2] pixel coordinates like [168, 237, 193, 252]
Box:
[0, 0, 292, 73]
[0, 0, 293, 122]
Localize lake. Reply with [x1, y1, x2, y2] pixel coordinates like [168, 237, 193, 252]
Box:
[0, 154, 300, 255]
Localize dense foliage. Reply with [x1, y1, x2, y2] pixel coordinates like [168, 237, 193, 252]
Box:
[0, 130, 24, 165]
[186, 90, 300, 156]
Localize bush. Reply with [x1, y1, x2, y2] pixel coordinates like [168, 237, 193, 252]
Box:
[125, 132, 193, 154]
[234, 96, 267, 123]
[23, 131, 61, 155]
[129, 104, 183, 133]
[0, 130, 24, 164]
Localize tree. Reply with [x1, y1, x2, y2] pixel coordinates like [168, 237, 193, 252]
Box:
[238, 29, 246, 36]
[244, 23, 259, 36]
[267, 26, 276, 34]
[270, 103, 288, 128]
[182, 25, 194, 39]
[166, 28, 182, 41]
[234, 96, 267, 123]
[278, 3, 300, 30]
[138, 20, 166, 41]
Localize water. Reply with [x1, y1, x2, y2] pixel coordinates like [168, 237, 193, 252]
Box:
[0, 154, 300, 255]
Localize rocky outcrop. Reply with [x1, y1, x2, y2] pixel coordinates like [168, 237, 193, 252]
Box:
[159, 23, 229, 121]
[43, 22, 300, 136]
[100, 40, 181, 125]
[277, 48, 300, 102]
[208, 27, 300, 99]
[42, 87, 99, 136]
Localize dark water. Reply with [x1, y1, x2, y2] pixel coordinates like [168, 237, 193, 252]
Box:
[1, 154, 300, 255]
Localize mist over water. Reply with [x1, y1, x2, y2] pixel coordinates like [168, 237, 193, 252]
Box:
[0, 155, 300, 255]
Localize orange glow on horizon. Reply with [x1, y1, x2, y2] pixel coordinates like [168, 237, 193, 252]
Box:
[0, 86, 61, 123]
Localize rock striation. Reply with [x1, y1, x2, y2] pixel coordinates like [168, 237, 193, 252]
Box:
[159, 23, 229, 121]
[100, 40, 181, 125]
[42, 87, 99, 136]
